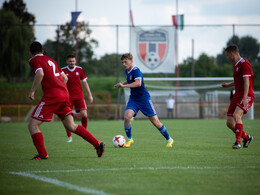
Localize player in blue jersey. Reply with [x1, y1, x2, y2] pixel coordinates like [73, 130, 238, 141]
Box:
[114, 53, 174, 148]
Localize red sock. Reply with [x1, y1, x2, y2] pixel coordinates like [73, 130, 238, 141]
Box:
[31, 132, 47, 157]
[241, 129, 249, 140]
[81, 117, 88, 129]
[66, 130, 72, 137]
[235, 124, 243, 144]
[74, 125, 99, 148]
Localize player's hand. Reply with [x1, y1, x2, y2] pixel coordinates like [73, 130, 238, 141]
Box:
[241, 97, 248, 109]
[221, 82, 229, 88]
[88, 95, 93, 104]
[29, 90, 35, 100]
[114, 83, 123, 88]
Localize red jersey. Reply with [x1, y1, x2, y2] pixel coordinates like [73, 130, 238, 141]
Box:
[233, 58, 254, 98]
[29, 54, 70, 103]
[62, 66, 87, 100]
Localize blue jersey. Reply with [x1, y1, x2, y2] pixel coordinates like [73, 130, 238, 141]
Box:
[126, 66, 150, 100]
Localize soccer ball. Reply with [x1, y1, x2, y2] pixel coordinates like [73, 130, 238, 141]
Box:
[112, 135, 126, 148]
[145, 52, 160, 68]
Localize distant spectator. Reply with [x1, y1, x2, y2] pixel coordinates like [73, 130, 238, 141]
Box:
[166, 94, 175, 118]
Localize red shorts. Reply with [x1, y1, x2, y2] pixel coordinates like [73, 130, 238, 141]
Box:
[227, 96, 254, 117]
[32, 100, 73, 122]
[70, 98, 87, 113]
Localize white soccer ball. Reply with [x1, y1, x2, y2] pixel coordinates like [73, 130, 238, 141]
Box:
[145, 52, 160, 68]
[112, 135, 126, 148]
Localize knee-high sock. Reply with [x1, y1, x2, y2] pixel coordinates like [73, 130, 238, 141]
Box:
[74, 125, 99, 148]
[81, 117, 88, 129]
[31, 132, 47, 157]
[124, 125, 132, 139]
[240, 125, 249, 140]
[158, 125, 170, 140]
[235, 124, 243, 144]
[66, 130, 72, 137]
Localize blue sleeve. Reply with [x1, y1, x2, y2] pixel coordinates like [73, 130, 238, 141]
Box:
[134, 68, 142, 80]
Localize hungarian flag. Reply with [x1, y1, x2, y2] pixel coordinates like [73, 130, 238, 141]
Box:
[71, 11, 81, 27]
[172, 14, 184, 30]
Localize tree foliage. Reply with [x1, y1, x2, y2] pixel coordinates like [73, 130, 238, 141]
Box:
[0, 0, 35, 81]
[179, 35, 259, 90]
[43, 21, 98, 69]
[179, 53, 232, 77]
[217, 35, 259, 66]
[43, 21, 124, 77]
[3, 0, 35, 24]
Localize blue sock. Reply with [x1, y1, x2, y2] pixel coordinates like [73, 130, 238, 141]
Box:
[158, 125, 170, 140]
[124, 125, 132, 139]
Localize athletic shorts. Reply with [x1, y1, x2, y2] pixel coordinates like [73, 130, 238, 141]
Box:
[227, 95, 254, 117]
[32, 100, 73, 122]
[126, 98, 157, 117]
[70, 98, 87, 113]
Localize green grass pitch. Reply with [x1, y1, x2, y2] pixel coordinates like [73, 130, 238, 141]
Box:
[0, 119, 259, 195]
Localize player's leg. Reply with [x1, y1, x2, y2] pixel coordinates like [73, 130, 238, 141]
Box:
[233, 106, 253, 148]
[226, 116, 236, 132]
[66, 130, 72, 142]
[28, 118, 48, 159]
[124, 109, 135, 147]
[80, 109, 88, 128]
[65, 99, 74, 141]
[62, 114, 97, 146]
[232, 107, 244, 149]
[75, 98, 88, 128]
[62, 114, 105, 157]
[148, 115, 174, 147]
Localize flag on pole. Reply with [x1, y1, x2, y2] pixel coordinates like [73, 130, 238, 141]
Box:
[172, 14, 184, 30]
[130, 9, 135, 27]
[71, 11, 81, 27]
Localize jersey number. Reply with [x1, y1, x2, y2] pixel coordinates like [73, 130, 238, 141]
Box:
[48, 60, 60, 77]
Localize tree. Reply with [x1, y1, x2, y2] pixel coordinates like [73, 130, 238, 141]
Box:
[43, 21, 98, 70]
[0, 0, 35, 81]
[194, 53, 217, 77]
[217, 35, 259, 66]
[252, 62, 260, 90]
[92, 53, 122, 76]
[3, 0, 35, 24]
[179, 53, 233, 78]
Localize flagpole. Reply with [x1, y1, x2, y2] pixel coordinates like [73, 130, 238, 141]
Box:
[129, 0, 132, 52]
[175, 0, 179, 118]
[75, 0, 78, 62]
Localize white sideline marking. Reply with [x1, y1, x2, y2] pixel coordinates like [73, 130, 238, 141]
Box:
[9, 171, 111, 195]
[9, 166, 259, 194]
[12, 165, 260, 174]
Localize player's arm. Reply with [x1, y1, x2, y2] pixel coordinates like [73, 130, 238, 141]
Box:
[241, 76, 250, 108]
[118, 78, 142, 88]
[114, 81, 128, 88]
[221, 82, 234, 88]
[29, 69, 44, 100]
[82, 80, 93, 104]
[61, 72, 68, 83]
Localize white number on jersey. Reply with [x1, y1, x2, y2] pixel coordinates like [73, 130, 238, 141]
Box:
[48, 60, 60, 77]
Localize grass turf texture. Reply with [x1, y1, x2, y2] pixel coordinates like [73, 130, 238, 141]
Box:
[0, 119, 259, 195]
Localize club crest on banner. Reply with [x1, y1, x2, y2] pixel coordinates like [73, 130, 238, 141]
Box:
[137, 29, 168, 70]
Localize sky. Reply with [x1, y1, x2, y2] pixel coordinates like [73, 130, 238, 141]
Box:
[23, 0, 260, 63]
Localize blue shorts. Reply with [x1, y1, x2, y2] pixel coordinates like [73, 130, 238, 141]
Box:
[126, 98, 157, 117]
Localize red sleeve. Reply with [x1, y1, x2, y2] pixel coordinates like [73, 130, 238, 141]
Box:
[29, 58, 42, 73]
[80, 68, 87, 80]
[241, 62, 253, 77]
